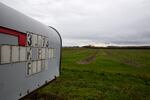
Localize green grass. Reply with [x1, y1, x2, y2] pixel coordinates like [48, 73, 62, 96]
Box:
[35, 48, 150, 100]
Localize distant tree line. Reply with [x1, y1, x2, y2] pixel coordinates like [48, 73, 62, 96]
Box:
[82, 45, 150, 49]
[63, 45, 150, 49]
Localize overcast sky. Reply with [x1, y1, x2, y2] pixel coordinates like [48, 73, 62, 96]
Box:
[1, 0, 150, 46]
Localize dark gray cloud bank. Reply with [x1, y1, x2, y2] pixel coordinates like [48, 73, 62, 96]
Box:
[1, 0, 150, 46]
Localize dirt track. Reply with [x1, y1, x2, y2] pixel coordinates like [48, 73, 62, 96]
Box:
[77, 50, 98, 64]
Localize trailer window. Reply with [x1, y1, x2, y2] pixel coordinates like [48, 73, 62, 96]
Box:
[41, 48, 46, 59]
[49, 48, 55, 58]
[27, 47, 32, 61]
[45, 48, 49, 59]
[44, 37, 49, 47]
[41, 36, 45, 47]
[31, 48, 38, 60]
[38, 36, 42, 47]
[32, 61, 37, 74]
[38, 48, 42, 59]
[37, 60, 42, 72]
[32, 34, 38, 47]
[51, 48, 54, 58]
[0, 45, 11, 64]
[20, 47, 26, 61]
[11, 46, 19, 62]
[0, 33, 18, 45]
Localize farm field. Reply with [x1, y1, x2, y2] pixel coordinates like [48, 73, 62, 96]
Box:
[24, 48, 150, 100]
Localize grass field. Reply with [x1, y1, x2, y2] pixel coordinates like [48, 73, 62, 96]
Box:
[26, 48, 150, 100]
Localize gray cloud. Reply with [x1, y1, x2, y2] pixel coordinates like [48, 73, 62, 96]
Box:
[1, 0, 150, 46]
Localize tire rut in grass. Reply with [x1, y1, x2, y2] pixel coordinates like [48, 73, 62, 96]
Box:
[77, 50, 98, 64]
[105, 50, 143, 67]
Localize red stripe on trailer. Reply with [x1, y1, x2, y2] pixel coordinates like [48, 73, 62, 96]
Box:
[0, 26, 27, 46]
